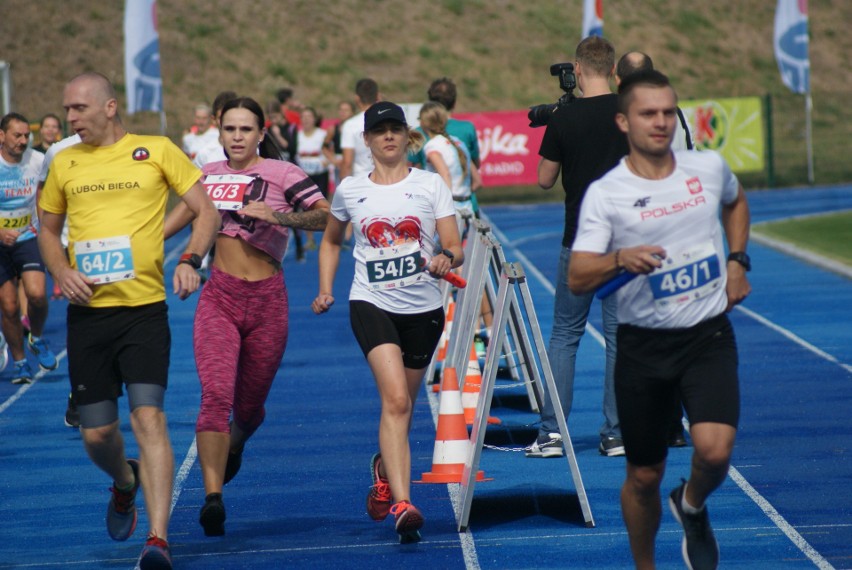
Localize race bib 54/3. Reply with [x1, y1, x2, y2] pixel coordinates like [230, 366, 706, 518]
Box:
[365, 241, 424, 291]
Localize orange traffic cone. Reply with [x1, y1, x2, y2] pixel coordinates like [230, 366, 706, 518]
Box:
[432, 299, 455, 393]
[417, 367, 488, 483]
[462, 345, 501, 426]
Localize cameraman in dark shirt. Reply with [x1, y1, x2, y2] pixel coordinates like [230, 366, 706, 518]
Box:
[528, 36, 630, 459]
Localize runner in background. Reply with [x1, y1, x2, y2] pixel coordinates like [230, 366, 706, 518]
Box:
[0, 113, 56, 385]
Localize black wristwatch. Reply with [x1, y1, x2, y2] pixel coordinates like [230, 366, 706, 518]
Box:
[727, 251, 751, 271]
[178, 253, 203, 270]
[441, 249, 455, 263]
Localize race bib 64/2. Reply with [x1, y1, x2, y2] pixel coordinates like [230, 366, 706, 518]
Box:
[74, 235, 135, 284]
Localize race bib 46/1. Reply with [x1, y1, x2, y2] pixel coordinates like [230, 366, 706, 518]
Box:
[647, 242, 722, 309]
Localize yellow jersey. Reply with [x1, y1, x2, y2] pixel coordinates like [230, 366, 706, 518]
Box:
[40, 133, 201, 307]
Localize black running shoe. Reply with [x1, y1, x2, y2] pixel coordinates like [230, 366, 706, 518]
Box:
[64, 393, 80, 428]
[199, 492, 226, 536]
[668, 479, 719, 570]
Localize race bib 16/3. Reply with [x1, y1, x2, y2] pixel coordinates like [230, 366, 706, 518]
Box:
[203, 174, 253, 211]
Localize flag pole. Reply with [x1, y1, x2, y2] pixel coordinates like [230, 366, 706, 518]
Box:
[805, 92, 813, 184]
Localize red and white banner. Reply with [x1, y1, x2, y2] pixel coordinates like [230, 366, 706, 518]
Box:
[456, 110, 544, 187]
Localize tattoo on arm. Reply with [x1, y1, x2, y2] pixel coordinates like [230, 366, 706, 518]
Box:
[272, 208, 328, 230]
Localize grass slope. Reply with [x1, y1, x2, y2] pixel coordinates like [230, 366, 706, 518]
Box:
[2, 1, 851, 188]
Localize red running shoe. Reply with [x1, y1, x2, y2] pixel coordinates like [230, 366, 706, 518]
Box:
[139, 533, 172, 570]
[390, 500, 423, 544]
[366, 453, 391, 521]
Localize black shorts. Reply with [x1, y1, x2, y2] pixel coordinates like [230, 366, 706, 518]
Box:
[67, 301, 171, 406]
[615, 313, 740, 467]
[0, 238, 45, 286]
[349, 301, 444, 370]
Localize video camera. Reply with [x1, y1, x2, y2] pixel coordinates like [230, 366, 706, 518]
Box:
[527, 63, 577, 128]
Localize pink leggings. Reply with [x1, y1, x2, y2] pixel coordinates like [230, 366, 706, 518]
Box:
[194, 266, 289, 434]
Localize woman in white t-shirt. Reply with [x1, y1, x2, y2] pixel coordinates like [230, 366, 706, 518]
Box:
[312, 101, 463, 544]
[297, 106, 333, 249]
[418, 101, 481, 216]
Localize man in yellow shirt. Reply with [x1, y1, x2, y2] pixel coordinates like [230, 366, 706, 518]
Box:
[39, 72, 219, 570]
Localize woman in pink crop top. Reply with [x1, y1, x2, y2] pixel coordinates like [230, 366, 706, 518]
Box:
[165, 96, 329, 537]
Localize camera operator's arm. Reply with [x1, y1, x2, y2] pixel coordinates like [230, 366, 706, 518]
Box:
[538, 158, 560, 189]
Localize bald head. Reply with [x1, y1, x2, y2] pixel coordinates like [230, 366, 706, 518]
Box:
[63, 72, 123, 146]
[67, 72, 118, 104]
[616, 52, 654, 84]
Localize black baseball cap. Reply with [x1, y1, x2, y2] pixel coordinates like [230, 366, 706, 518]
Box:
[364, 101, 408, 131]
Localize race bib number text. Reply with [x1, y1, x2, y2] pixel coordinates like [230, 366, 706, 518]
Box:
[648, 242, 722, 308]
[365, 242, 424, 290]
[203, 174, 252, 211]
[74, 235, 136, 284]
[0, 208, 32, 230]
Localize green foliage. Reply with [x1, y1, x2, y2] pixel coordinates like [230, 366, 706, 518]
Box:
[186, 23, 223, 40]
[59, 21, 79, 37]
[267, 63, 297, 84]
[442, 0, 465, 16]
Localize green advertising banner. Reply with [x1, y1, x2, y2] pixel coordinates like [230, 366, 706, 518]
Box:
[680, 97, 764, 173]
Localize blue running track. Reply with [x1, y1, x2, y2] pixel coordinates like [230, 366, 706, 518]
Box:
[0, 185, 849, 569]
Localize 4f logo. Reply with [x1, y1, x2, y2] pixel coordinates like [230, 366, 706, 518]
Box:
[633, 196, 651, 208]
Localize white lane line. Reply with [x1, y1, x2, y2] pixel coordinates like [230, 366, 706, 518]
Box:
[426, 376, 482, 570]
[734, 305, 852, 374]
[484, 211, 840, 568]
[171, 437, 198, 514]
[728, 467, 835, 569]
[750, 232, 852, 279]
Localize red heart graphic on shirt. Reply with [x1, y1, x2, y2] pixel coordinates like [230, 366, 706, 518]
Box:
[364, 217, 422, 247]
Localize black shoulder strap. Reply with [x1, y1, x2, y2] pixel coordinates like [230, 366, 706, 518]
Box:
[676, 107, 694, 150]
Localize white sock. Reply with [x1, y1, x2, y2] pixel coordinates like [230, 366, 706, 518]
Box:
[681, 482, 705, 514]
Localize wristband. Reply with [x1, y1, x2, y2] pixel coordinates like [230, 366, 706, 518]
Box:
[178, 253, 202, 270]
[441, 248, 455, 263]
[727, 251, 751, 271]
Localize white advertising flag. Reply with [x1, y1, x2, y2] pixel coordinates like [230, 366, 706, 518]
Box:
[124, 0, 163, 113]
[582, 0, 603, 38]
[774, 0, 810, 94]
